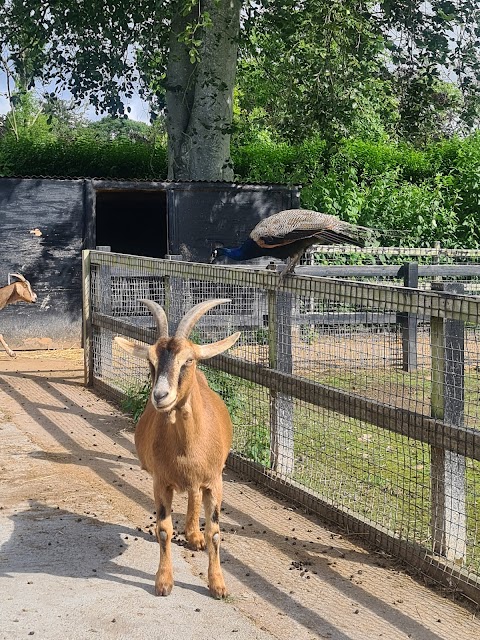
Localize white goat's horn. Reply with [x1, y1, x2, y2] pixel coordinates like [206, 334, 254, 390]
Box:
[175, 299, 231, 340]
[140, 299, 169, 338]
[9, 272, 26, 283]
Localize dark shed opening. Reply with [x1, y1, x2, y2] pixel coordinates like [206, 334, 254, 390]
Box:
[95, 189, 168, 258]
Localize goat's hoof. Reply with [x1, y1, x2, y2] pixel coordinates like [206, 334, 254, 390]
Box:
[155, 580, 173, 596]
[7, 350, 16, 358]
[209, 581, 228, 599]
[186, 531, 206, 551]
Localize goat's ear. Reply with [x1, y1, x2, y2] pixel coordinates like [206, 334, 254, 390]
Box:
[196, 332, 241, 360]
[114, 336, 149, 360]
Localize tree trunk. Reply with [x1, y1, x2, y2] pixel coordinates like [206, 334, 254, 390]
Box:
[165, 0, 241, 181]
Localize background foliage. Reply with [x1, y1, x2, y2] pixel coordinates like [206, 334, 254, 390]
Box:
[0, 100, 168, 179]
[233, 134, 480, 249]
[0, 112, 479, 248]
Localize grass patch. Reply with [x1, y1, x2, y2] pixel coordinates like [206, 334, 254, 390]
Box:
[121, 378, 151, 422]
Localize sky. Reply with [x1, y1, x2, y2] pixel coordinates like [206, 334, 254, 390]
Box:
[0, 91, 9, 115]
[0, 71, 151, 123]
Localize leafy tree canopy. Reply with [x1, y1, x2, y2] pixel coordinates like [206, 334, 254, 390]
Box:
[1, 0, 480, 176]
[84, 116, 154, 143]
[236, 0, 480, 144]
[0, 91, 56, 142]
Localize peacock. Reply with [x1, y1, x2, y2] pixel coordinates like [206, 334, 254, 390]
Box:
[211, 208, 375, 281]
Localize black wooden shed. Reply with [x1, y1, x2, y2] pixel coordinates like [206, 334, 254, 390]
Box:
[0, 178, 299, 350]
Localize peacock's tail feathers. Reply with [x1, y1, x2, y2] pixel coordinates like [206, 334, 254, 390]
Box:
[251, 209, 378, 248]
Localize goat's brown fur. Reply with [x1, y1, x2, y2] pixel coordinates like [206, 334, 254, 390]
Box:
[0, 274, 37, 357]
[115, 299, 240, 598]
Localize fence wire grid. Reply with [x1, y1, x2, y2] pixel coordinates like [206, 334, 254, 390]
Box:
[83, 249, 480, 604]
[301, 245, 480, 295]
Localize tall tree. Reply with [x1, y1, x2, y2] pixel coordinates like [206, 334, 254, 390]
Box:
[236, 0, 480, 144]
[0, 0, 241, 180]
[235, 0, 395, 143]
[1, 0, 479, 178]
[381, 0, 480, 138]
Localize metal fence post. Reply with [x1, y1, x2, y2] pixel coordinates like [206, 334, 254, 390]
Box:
[268, 275, 295, 475]
[430, 281, 466, 564]
[398, 262, 419, 371]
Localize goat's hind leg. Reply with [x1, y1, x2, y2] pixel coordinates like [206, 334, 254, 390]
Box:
[0, 334, 16, 358]
[203, 482, 227, 599]
[154, 482, 174, 596]
[185, 487, 205, 550]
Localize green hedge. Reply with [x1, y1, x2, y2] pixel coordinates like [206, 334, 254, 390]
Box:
[0, 137, 168, 180]
[232, 134, 480, 248]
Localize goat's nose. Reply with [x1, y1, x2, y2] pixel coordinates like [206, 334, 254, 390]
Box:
[153, 389, 169, 404]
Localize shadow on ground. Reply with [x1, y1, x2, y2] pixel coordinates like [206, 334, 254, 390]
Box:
[0, 357, 478, 640]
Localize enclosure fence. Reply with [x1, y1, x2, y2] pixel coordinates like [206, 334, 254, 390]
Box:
[83, 249, 480, 605]
[304, 244, 480, 296]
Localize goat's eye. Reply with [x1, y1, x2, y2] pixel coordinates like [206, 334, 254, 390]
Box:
[184, 358, 194, 366]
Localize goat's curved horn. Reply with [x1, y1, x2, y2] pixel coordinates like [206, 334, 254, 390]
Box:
[9, 272, 26, 283]
[175, 299, 231, 340]
[140, 299, 169, 338]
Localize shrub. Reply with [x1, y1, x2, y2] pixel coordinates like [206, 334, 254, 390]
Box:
[0, 136, 168, 179]
[233, 135, 480, 248]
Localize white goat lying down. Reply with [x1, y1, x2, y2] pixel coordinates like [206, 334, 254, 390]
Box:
[115, 298, 240, 598]
[0, 273, 38, 357]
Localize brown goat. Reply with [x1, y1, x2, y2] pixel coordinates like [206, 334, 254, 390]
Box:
[115, 298, 240, 598]
[0, 273, 37, 357]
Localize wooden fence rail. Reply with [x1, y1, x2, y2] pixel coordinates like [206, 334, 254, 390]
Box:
[102, 257, 480, 374]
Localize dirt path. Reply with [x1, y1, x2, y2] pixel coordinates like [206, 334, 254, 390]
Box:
[1, 351, 479, 640]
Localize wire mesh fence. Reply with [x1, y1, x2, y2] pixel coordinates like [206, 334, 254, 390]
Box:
[83, 249, 480, 604]
[306, 243, 480, 264]
[303, 244, 480, 294]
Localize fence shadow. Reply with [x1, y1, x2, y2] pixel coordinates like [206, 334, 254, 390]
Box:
[0, 500, 154, 593]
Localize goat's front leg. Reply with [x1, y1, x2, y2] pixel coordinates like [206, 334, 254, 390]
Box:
[203, 482, 227, 599]
[0, 334, 16, 358]
[153, 481, 174, 596]
[185, 487, 205, 550]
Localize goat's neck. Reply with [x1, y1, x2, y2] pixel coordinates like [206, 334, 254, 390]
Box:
[169, 378, 203, 451]
[0, 284, 17, 311]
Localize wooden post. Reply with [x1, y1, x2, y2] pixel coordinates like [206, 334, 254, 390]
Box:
[96, 246, 112, 382]
[82, 250, 93, 387]
[433, 241, 442, 282]
[398, 262, 419, 371]
[164, 254, 185, 334]
[268, 272, 295, 475]
[430, 281, 466, 564]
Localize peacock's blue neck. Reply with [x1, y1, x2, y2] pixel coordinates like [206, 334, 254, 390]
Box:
[221, 246, 245, 261]
[220, 238, 263, 261]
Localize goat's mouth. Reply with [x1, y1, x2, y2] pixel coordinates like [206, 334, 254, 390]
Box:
[153, 397, 177, 413]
